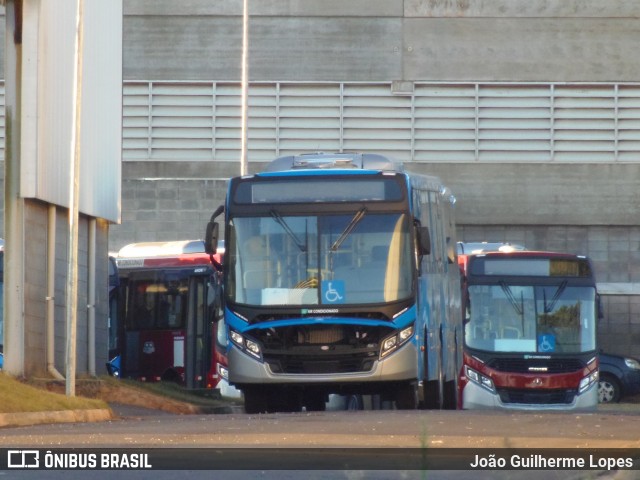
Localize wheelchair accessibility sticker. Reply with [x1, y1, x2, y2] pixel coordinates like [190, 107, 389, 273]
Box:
[537, 334, 556, 352]
[322, 280, 345, 304]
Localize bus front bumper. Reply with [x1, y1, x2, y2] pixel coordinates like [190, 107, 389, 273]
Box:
[227, 341, 418, 386]
[461, 380, 598, 411]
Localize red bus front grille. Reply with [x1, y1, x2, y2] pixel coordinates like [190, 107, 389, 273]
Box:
[488, 358, 583, 374]
[498, 388, 577, 405]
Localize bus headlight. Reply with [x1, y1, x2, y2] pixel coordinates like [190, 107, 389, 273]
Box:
[229, 329, 263, 361]
[579, 371, 598, 393]
[230, 330, 244, 346]
[217, 364, 229, 381]
[245, 339, 262, 358]
[465, 366, 495, 393]
[382, 336, 397, 352]
[381, 324, 414, 358]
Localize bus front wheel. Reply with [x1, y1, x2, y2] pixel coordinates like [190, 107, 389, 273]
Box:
[303, 395, 327, 412]
[395, 383, 418, 409]
[243, 387, 268, 414]
[442, 379, 458, 409]
[422, 380, 440, 409]
[346, 394, 363, 410]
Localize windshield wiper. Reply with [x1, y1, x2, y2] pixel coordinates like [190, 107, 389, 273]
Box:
[499, 281, 526, 333]
[331, 207, 367, 252]
[499, 281, 524, 316]
[543, 280, 568, 314]
[270, 209, 306, 252]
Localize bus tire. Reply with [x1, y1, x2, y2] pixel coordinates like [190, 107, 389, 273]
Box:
[304, 395, 327, 412]
[442, 379, 457, 409]
[423, 380, 440, 409]
[243, 387, 268, 414]
[267, 387, 302, 413]
[346, 394, 363, 410]
[395, 383, 418, 409]
[161, 369, 181, 383]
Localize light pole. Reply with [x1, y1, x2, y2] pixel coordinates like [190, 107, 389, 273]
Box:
[66, 0, 85, 397]
[240, 0, 249, 176]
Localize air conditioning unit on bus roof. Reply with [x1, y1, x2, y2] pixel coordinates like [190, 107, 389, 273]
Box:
[263, 152, 404, 173]
[117, 239, 206, 258]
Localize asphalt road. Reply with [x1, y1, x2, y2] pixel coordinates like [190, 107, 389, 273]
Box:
[1, 403, 639, 448]
[1, 403, 639, 479]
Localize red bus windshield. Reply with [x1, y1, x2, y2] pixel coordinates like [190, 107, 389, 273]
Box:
[127, 275, 188, 330]
[465, 284, 596, 354]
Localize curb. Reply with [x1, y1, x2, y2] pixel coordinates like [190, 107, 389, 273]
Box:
[0, 408, 113, 428]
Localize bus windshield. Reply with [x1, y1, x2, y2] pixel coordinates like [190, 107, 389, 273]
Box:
[226, 212, 413, 307]
[465, 284, 596, 354]
[126, 274, 189, 330]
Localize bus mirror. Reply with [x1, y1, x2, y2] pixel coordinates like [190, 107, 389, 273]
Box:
[204, 205, 224, 254]
[205, 221, 219, 255]
[417, 226, 431, 256]
[597, 294, 604, 320]
[446, 236, 456, 264]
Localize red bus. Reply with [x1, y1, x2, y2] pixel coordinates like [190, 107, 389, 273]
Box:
[113, 240, 226, 389]
[458, 248, 600, 410]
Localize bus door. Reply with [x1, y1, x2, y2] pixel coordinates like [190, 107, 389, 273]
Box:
[106, 257, 121, 376]
[185, 273, 214, 389]
[124, 269, 189, 382]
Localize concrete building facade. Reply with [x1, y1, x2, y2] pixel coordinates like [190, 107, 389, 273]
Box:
[2, 1, 640, 358]
[112, 1, 640, 356]
[2, 1, 121, 380]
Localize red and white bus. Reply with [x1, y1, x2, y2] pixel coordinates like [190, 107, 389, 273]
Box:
[458, 249, 600, 410]
[112, 240, 226, 389]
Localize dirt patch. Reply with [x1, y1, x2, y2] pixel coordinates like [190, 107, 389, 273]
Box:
[31, 378, 210, 415]
[90, 382, 203, 414]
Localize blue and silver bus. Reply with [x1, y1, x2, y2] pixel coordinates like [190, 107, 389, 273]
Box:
[205, 153, 462, 412]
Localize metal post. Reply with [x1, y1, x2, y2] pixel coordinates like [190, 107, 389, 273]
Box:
[240, 0, 249, 176]
[3, 0, 26, 377]
[87, 218, 96, 376]
[47, 205, 64, 380]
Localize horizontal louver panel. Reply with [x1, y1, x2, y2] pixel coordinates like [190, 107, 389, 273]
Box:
[0, 80, 638, 164]
[278, 84, 341, 156]
[413, 84, 475, 162]
[342, 84, 411, 159]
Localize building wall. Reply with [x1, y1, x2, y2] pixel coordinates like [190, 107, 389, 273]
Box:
[1, 0, 120, 378]
[122, 0, 640, 83]
[108, 0, 640, 358]
[110, 178, 228, 252]
[20, 200, 110, 376]
[10, 2, 122, 222]
[116, 80, 640, 227]
[3, 2, 640, 359]
[23, 201, 48, 374]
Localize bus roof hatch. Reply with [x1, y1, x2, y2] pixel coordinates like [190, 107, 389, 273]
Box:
[263, 152, 403, 173]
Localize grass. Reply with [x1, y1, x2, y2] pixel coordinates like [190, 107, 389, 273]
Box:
[0, 372, 108, 413]
[97, 375, 242, 411]
[0, 373, 240, 415]
[112, 377, 235, 406]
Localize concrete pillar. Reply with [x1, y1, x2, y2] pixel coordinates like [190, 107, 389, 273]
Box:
[3, 0, 26, 376]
